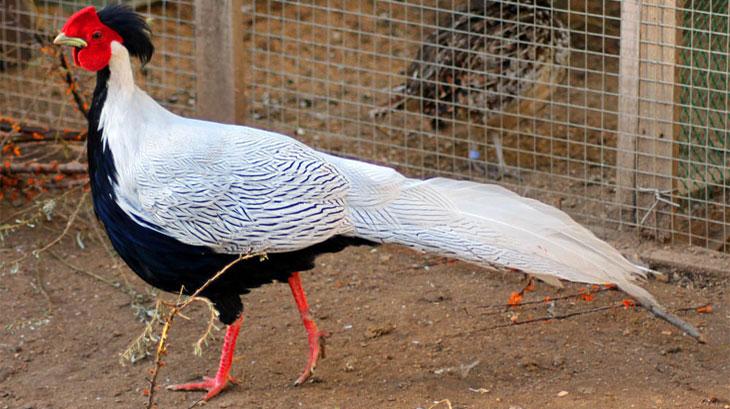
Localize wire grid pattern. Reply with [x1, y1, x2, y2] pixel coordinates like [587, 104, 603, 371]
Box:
[246, 0, 730, 253]
[0, 0, 196, 130]
[245, 0, 626, 235]
[675, 0, 728, 250]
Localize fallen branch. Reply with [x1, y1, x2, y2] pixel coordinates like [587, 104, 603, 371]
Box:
[477, 285, 616, 312]
[0, 120, 86, 143]
[1, 161, 87, 175]
[464, 300, 707, 341]
[675, 303, 714, 313]
[48, 250, 126, 292]
[489, 304, 620, 329]
[145, 252, 262, 409]
[45, 178, 89, 190]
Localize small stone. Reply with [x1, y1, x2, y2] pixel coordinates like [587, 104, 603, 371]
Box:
[557, 390, 569, 397]
[365, 324, 395, 339]
[344, 360, 355, 372]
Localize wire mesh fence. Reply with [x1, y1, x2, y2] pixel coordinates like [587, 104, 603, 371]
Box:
[675, 0, 729, 250]
[0, 0, 196, 131]
[0, 0, 728, 253]
[245, 0, 728, 253]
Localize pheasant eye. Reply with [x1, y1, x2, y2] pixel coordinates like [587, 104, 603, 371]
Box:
[92, 31, 102, 40]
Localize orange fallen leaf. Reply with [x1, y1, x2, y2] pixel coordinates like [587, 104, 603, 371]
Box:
[508, 291, 523, 306]
[580, 293, 595, 302]
[543, 296, 551, 303]
[696, 304, 713, 314]
[622, 299, 636, 310]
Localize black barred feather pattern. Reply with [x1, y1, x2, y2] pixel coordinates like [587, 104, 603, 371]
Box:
[372, 0, 570, 127]
[77, 5, 701, 339]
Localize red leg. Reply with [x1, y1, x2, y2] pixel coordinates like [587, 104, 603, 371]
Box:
[167, 315, 243, 401]
[288, 272, 328, 385]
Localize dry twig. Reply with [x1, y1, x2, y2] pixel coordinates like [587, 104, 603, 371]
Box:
[477, 285, 616, 313]
[1, 161, 86, 175]
[57, 49, 90, 119]
[0, 120, 86, 143]
[145, 252, 261, 409]
[0, 186, 79, 227]
[488, 304, 620, 329]
[6, 191, 87, 265]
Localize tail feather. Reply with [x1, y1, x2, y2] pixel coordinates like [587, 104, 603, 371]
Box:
[335, 166, 703, 342]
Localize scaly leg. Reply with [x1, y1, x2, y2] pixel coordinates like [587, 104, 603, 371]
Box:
[288, 271, 328, 385]
[167, 315, 243, 401]
[491, 134, 521, 180]
[493, 134, 506, 178]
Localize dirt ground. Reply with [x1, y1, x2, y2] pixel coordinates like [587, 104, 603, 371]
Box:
[1, 196, 729, 409]
[1, 2, 729, 408]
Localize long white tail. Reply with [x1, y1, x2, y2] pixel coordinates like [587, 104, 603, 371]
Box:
[332, 158, 702, 341]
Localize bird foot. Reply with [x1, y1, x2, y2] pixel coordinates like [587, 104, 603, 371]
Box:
[468, 161, 521, 181]
[167, 374, 236, 401]
[294, 330, 329, 385]
[487, 164, 522, 181]
[167, 315, 243, 402]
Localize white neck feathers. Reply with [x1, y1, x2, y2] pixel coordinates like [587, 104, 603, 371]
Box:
[98, 41, 170, 212]
[106, 41, 136, 101]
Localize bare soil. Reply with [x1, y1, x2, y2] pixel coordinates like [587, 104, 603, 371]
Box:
[1, 197, 729, 409]
[1, 2, 729, 409]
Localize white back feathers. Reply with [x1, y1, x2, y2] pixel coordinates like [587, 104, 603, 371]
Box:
[101, 36, 702, 341]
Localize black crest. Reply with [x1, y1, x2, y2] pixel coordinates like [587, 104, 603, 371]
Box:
[98, 5, 154, 65]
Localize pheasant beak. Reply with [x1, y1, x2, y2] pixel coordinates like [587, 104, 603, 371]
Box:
[53, 33, 87, 48]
